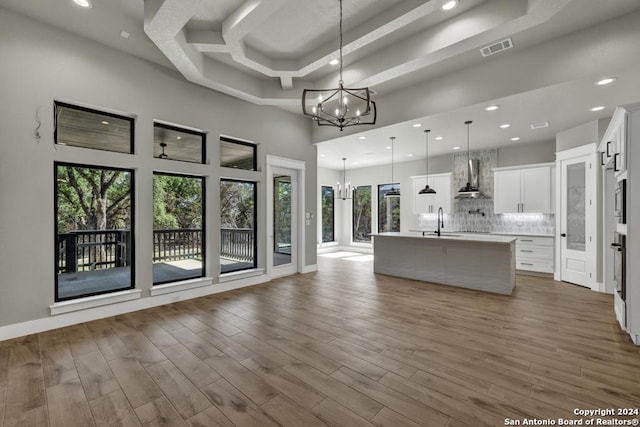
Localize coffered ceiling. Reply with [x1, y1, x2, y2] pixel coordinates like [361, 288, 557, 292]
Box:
[3, 0, 640, 169]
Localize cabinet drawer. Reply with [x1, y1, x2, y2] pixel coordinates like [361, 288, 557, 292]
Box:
[516, 259, 554, 273]
[515, 236, 553, 246]
[515, 245, 553, 260]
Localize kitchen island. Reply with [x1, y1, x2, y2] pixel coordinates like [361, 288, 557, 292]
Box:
[373, 232, 517, 295]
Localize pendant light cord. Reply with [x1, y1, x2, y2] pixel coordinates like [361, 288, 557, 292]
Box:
[390, 137, 395, 188]
[339, 0, 343, 85]
[424, 130, 430, 176]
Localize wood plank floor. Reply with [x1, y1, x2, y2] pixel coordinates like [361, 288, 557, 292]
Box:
[1, 253, 640, 426]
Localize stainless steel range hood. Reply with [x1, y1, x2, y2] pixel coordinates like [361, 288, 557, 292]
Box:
[455, 158, 484, 199]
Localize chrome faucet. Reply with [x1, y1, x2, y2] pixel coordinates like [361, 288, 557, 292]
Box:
[436, 207, 444, 236]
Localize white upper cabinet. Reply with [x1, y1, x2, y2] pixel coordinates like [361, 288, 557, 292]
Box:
[412, 173, 452, 214]
[493, 164, 553, 214]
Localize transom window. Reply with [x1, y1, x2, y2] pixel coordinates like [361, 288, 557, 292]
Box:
[54, 101, 134, 154]
[220, 137, 257, 170]
[154, 122, 206, 164]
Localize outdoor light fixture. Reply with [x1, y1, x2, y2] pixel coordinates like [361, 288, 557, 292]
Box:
[159, 142, 169, 159]
[386, 137, 400, 198]
[419, 130, 436, 194]
[301, 0, 376, 131]
[335, 158, 355, 200]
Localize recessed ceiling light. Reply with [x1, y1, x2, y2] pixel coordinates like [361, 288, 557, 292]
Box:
[358, 136, 367, 140]
[499, 123, 511, 129]
[590, 106, 605, 112]
[329, 59, 339, 66]
[510, 137, 520, 141]
[441, 0, 458, 11]
[452, 146, 460, 150]
[407, 154, 414, 157]
[101, 120, 109, 125]
[485, 105, 500, 111]
[434, 136, 444, 141]
[73, 0, 92, 8]
[385, 146, 392, 149]
[320, 154, 326, 157]
[120, 31, 130, 39]
[412, 123, 422, 128]
[595, 77, 616, 86]
[176, 136, 182, 140]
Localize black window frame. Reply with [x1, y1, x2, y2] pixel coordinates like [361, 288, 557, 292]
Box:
[54, 101, 135, 154]
[220, 178, 258, 273]
[153, 122, 207, 164]
[321, 186, 335, 243]
[352, 185, 372, 243]
[377, 183, 401, 233]
[152, 171, 206, 285]
[220, 136, 257, 171]
[54, 161, 136, 302]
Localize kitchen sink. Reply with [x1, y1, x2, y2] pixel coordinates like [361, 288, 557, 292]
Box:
[422, 232, 462, 237]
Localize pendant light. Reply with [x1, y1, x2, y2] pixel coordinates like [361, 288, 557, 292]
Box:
[335, 157, 355, 200]
[418, 129, 436, 194]
[301, 0, 376, 131]
[386, 137, 400, 197]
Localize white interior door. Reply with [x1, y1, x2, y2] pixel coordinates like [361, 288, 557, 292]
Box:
[560, 154, 594, 287]
[270, 167, 298, 278]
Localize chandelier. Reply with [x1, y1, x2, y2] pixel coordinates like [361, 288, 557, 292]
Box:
[301, 0, 377, 131]
[335, 158, 355, 200]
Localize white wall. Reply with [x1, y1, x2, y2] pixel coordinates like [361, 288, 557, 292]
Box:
[0, 9, 317, 328]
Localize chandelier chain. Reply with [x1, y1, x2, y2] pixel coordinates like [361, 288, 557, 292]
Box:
[339, 0, 343, 84]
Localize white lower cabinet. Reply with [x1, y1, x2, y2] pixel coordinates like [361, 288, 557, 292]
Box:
[412, 173, 452, 214]
[514, 236, 554, 273]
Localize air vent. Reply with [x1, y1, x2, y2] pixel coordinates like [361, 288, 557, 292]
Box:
[530, 121, 550, 129]
[480, 38, 513, 57]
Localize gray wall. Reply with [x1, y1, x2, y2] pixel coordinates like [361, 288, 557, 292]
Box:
[0, 8, 316, 327]
[498, 140, 555, 167]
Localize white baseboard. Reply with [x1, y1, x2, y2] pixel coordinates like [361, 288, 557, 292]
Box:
[0, 274, 271, 341]
[301, 264, 318, 273]
[317, 245, 373, 255]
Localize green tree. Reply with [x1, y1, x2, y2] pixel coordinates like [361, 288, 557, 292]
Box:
[220, 180, 255, 229]
[153, 175, 203, 229]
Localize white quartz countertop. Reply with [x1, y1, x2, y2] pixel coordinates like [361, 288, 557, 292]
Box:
[374, 232, 516, 244]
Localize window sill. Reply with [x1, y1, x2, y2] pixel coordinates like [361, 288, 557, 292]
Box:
[350, 242, 373, 247]
[150, 277, 213, 296]
[50, 289, 142, 316]
[219, 268, 265, 283]
[318, 241, 339, 247]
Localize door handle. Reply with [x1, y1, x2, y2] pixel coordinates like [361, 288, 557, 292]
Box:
[614, 153, 620, 172]
[607, 141, 612, 157]
[600, 152, 605, 166]
[560, 233, 567, 237]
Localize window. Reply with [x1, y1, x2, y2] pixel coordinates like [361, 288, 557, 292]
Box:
[378, 183, 400, 232]
[220, 137, 257, 170]
[220, 179, 257, 273]
[153, 173, 205, 285]
[352, 186, 372, 243]
[54, 102, 134, 154]
[321, 186, 335, 242]
[154, 122, 206, 163]
[55, 163, 134, 301]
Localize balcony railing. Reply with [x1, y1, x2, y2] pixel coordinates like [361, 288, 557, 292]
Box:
[220, 228, 254, 262]
[57, 228, 254, 274]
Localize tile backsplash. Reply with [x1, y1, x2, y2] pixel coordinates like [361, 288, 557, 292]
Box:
[416, 148, 555, 235]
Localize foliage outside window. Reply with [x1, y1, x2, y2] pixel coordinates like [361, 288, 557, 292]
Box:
[378, 183, 401, 232]
[321, 186, 335, 242]
[55, 163, 134, 301]
[220, 179, 257, 273]
[153, 173, 205, 285]
[353, 186, 372, 243]
[273, 175, 292, 266]
[54, 102, 134, 154]
[154, 122, 206, 164]
[220, 137, 257, 170]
